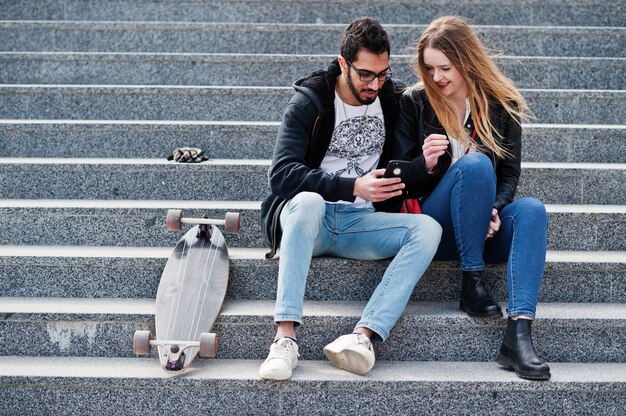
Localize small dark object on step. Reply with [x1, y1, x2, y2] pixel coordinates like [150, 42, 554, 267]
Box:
[167, 147, 208, 163]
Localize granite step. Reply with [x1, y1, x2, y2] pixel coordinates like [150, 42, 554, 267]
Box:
[0, 297, 624, 362]
[0, 200, 624, 251]
[1, 52, 624, 90]
[1, 85, 623, 124]
[0, 120, 282, 160]
[1, 120, 625, 163]
[1, 246, 624, 303]
[517, 163, 626, 205]
[0, 200, 264, 249]
[1, 21, 624, 58]
[0, 159, 624, 205]
[1, 357, 624, 416]
[1, 0, 623, 26]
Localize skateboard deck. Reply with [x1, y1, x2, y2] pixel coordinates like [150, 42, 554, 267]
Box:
[134, 210, 240, 373]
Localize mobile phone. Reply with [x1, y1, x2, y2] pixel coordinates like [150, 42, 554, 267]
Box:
[383, 160, 411, 179]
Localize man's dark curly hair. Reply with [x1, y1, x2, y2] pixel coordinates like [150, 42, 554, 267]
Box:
[340, 17, 391, 62]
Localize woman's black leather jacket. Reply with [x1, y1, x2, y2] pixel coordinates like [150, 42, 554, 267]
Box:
[388, 87, 522, 213]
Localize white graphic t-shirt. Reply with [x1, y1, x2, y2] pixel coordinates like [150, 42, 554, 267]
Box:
[320, 91, 385, 210]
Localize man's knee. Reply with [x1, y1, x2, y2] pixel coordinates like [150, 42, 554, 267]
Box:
[421, 214, 443, 242]
[406, 214, 443, 247]
[283, 192, 326, 228]
[288, 192, 325, 214]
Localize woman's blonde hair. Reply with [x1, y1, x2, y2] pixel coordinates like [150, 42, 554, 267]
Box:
[415, 16, 529, 159]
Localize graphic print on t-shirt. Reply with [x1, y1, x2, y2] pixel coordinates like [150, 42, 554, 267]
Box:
[320, 93, 385, 209]
[326, 115, 385, 177]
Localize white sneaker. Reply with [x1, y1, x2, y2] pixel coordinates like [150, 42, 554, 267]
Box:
[323, 333, 375, 375]
[259, 337, 299, 380]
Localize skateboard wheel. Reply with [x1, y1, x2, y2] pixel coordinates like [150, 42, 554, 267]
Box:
[166, 209, 184, 231]
[224, 212, 241, 234]
[199, 333, 218, 358]
[133, 330, 152, 355]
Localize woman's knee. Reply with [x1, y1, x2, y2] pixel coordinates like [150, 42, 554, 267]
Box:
[502, 198, 548, 234]
[512, 197, 547, 222]
[460, 152, 492, 171]
[453, 152, 495, 186]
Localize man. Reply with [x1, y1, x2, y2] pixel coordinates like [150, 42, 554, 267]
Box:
[259, 17, 442, 380]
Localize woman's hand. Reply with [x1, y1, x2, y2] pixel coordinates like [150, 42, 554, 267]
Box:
[422, 134, 449, 172]
[486, 208, 501, 239]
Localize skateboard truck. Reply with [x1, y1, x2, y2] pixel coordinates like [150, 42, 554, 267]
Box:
[197, 222, 210, 239]
[165, 345, 186, 371]
[166, 209, 241, 234]
[133, 330, 218, 371]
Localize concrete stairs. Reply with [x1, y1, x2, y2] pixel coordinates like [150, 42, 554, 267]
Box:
[2, 53, 624, 90]
[0, 0, 624, 414]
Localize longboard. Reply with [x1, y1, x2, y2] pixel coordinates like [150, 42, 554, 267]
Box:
[133, 210, 240, 372]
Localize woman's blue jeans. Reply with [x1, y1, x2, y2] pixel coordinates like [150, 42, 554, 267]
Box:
[421, 152, 548, 319]
[275, 191, 442, 341]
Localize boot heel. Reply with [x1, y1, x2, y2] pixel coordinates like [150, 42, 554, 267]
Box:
[496, 354, 513, 370]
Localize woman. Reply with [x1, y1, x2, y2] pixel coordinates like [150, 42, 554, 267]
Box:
[393, 16, 550, 380]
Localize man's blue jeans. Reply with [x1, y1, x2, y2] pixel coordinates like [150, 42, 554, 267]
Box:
[275, 191, 442, 341]
[421, 152, 548, 318]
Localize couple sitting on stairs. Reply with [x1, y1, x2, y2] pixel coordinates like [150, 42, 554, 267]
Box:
[258, 16, 550, 382]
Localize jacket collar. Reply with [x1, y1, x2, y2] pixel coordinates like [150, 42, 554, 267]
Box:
[293, 59, 341, 113]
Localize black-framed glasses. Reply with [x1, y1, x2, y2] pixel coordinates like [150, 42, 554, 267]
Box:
[346, 60, 392, 83]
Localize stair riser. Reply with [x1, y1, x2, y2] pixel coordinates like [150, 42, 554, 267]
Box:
[1, 23, 623, 58]
[1, 375, 623, 416]
[2, 0, 624, 26]
[0, 164, 624, 204]
[0, 123, 279, 160]
[2, 55, 623, 90]
[0, 381, 279, 416]
[2, 256, 623, 303]
[1, 87, 623, 124]
[517, 169, 626, 205]
[523, 128, 626, 164]
[0, 207, 263, 248]
[0, 163, 272, 201]
[0, 208, 624, 251]
[1, 315, 623, 362]
[2, 124, 624, 163]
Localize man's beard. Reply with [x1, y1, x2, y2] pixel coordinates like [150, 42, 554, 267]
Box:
[346, 71, 378, 105]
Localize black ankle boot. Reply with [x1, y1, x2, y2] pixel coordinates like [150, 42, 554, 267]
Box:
[459, 271, 503, 317]
[497, 318, 551, 380]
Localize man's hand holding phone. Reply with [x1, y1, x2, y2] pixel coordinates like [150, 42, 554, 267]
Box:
[353, 161, 409, 202]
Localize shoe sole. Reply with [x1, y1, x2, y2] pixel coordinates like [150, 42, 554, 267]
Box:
[496, 354, 551, 381]
[323, 346, 373, 375]
[259, 360, 297, 381]
[258, 367, 293, 381]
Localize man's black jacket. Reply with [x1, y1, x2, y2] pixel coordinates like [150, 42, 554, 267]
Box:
[260, 59, 405, 258]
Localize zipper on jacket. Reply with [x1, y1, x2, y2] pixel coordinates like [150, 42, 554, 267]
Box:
[265, 198, 288, 259]
[308, 115, 321, 158]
